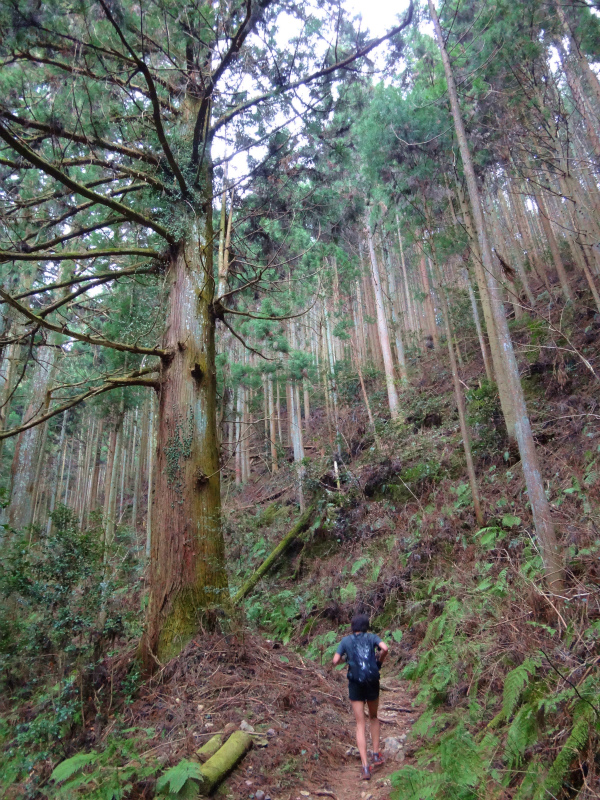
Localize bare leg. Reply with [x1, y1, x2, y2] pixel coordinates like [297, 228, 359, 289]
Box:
[367, 698, 380, 754]
[351, 700, 368, 767]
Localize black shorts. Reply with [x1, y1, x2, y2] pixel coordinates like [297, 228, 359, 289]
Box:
[348, 679, 380, 703]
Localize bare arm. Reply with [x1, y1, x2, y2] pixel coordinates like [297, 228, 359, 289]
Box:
[332, 653, 342, 666]
[377, 641, 389, 665]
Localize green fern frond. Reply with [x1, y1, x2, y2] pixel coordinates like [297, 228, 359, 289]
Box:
[513, 759, 544, 800]
[534, 704, 592, 800]
[502, 658, 537, 718]
[155, 759, 204, 797]
[50, 753, 97, 783]
[390, 766, 444, 800]
[440, 725, 484, 789]
[505, 704, 538, 766]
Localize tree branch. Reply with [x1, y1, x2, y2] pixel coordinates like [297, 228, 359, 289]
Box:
[0, 368, 160, 441]
[14, 51, 179, 116]
[0, 109, 161, 166]
[0, 247, 161, 263]
[97, 0, 189, 197]
[211, 1, 413, 135]
[0, 122, 174, 242]
[220, 316, 274, 361]
[0, 287, 166, 357]
[15, 264, 159, 299]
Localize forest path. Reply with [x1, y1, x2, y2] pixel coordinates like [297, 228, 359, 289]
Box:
[299, 678, 417, 800]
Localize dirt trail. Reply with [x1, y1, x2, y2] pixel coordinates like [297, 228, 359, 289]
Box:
[296, 679, 417, 800]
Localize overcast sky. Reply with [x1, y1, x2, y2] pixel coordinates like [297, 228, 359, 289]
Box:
[347, 0, 412, 38]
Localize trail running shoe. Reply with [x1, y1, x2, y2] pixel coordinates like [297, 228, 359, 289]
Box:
[371, 752, 385, 768]
[360, 766, 372, 781]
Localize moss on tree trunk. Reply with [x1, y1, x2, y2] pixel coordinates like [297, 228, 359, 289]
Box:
[141, 199, 229, 671]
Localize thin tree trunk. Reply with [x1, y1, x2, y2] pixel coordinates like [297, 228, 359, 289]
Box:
[8, 344, 57, 529]
[64, 436, 74, 507]
[464, 270, 493, 382]
[145, 393, 155, 558]
[429, 0, 563, 592]
[455, 181, 518, 439]
[324, 307, 341, 454]
[88, 419, 103, 517]
[384, 243, 408, 383]
[366, 223, 400, 419]
[47, 411, 69, 535]
[532, 187, 573, 301]
[276, 377, 282, 445]
[418, 248, 439, 349]
[268, 375, 278, 472]
[132, 408, 144, 531]
[104, 409, 124, 552]
[430, 245, 484, 526]
[31, 420, 49, 529]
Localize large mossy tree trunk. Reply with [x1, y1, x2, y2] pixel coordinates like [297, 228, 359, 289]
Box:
[142, 211, 229, 671]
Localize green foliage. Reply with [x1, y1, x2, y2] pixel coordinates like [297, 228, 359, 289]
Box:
[0, 507, 142, 776]
[350, 557, 369, 575]
[396, 559, 599, 800]
[466, 380, 505, 455]
[44, 730, 161, 799]
[155, 759, 204, 798]
[50, 752, 98, 783]
[246, 589, 303, 644]
[340, 581, 358, 602]
[502, 659, 538, 719]
[536, 704, 592, 799]
[302, 630, 340, 663]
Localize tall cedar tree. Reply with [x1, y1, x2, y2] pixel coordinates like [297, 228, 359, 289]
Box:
[0, 0, 413, 669]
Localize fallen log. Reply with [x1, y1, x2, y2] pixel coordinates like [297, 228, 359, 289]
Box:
[196, 734, 223, 762]
[232, 504, 317, 604]
[197, 730, 253, 796]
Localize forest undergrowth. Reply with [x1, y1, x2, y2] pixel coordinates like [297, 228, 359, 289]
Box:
[2, 286, 600, 800]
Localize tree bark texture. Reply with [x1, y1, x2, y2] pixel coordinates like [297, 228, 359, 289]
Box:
[143, 227, 229, 670]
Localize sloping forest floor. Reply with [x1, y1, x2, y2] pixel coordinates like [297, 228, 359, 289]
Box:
[2, 281, 600, 799]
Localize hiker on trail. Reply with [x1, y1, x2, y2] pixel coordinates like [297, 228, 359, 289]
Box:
[332, 614, 389, 781]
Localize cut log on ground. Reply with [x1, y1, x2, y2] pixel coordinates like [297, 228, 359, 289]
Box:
[196, 734, 223, 762]
[232, 505, 318, 604]
[197, 730, 253, 796]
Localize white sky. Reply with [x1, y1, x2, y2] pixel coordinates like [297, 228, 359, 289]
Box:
[218, 0, 413, 183]
[346, 0, 412, 38]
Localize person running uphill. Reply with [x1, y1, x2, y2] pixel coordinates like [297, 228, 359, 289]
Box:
[332, 614, 389, 781]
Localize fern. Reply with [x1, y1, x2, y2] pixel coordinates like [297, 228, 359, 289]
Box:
[155, 759, 204, 798]
[390, 766, 444, 800]
[502, 658, 537, 718]
[534, 704, 592, 800]
[340, 581, 357, 602]
[50, 752, 97, 783]
[351, 556, 369, 575]
[505, 705, 538, 766]
[439, 725, 483, 788]
[512, 760, 544, 800]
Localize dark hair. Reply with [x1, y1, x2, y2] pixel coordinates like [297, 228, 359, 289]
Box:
[351, 614, 370, 633]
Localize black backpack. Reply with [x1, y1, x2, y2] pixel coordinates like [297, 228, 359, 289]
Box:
[349, 633, 380, 684]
